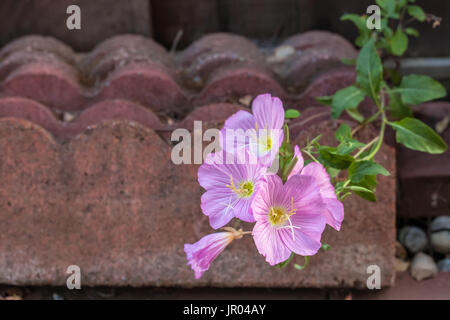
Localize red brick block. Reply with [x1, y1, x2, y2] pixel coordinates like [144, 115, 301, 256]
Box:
[193, 66, 286, 107]
[2, 62, 85, 111]
[80, 35, 177, 85]
[282, 30, 356, 52]
[0, 97, 165, 141]
[269, 31, 357, 93]
[180, 33, 267, 90]
[0, 35, 76, 65]
[0, 115, 396, 288]
[293, 67, 356, 108]
[95, 63, 188, 115]
[0, 31, 361, 116]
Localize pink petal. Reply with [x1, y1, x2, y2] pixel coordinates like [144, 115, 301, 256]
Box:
[252, 221, 292, 266]
[201, 190, 236, 229]
[232, 197, 256, 223]
[220, 110, 255, 153]
[300, 162, 344, 231]
[278, 215, 324, 256]
[223, 110, 255, 131]
[284, 175, 325, 213]
[323, 198, 344, 231]
[252, 94, 285, 130]
[301, 162, 336, 199]
[251, 175, 283, 223]
[185, 232, 233, 279]
[287, 145, 305, 179]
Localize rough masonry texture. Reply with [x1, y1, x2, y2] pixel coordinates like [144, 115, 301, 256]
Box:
[0, 111, 396, 288]
[0, 31, 396, 288]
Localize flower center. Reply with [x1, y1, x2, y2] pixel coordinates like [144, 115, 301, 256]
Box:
[267, 198, 297, 227]
[226, 175, 254, 198]
[268, 206, 288, 226]
[262, 136, 272, 151]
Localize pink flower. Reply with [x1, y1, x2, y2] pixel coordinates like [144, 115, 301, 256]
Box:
[185, 228, 243, 279]
[198, 151, 267, 229]
[220, 94, 284, 166]
[288, 146, 344, 231]
[251, 174, 326, 266]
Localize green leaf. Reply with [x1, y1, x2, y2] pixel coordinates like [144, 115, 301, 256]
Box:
[285, 109, 301, 119]
[390, 27, 408, 56]
[376, 0, 400, 18]
[316, 96, 333, 105]
[387, 90, 413, 119]
[397, 75, 447, 105]
[348, 160, 390, 183]
[346, 185, 374, 193]
[319, 146, 355, 169]
[294, 256, 310, 270]
[356, 174, 378, 190]
[327, 167, 340, 179]
[382, 26, 394, 39]
[275, 252, 294, 268]
[389, 118, 448, 154]
[336, 139, 365, 155]
[405, 27, 419, 37]
[346, 108, 365, 123]
[335, 123, 352, 142]
[331, 86, 366, 119]
[407, 5, 426, 22]
[321, 243, 331, 251]
[341, 14, 371, 47]
[349, 186, 377, 202]
[356, 39, 383, 100]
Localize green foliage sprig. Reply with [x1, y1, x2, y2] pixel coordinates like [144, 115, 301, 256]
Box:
[294, 0, 447, 203]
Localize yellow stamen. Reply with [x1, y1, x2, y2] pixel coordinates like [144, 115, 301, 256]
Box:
[268, 197, 297, 227]
[226, 175, 254, 198]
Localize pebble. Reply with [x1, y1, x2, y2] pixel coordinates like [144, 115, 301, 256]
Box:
[395, 258, 410, 272]
[437, 258, 450, 272]
[395, 241, 408, 260]
[399, 226, 428, 254]
[430, 231, 450, 254]
[410, 252, 438, 281]
[430, 216, 450, 232]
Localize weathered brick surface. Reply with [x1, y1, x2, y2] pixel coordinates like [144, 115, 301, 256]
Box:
[0, 97, 247, 142]
[0, 32, 357, 114]
[0, 31, 397, 288]
[0, 111, 396, 288]
[293, 67, 356, 109]
[193, 66, 286, 107]
[179, 33, 267, 89]
[269, 31, 357, 93]
[0, 97, 164, 141]
[282, 30, 356, 52]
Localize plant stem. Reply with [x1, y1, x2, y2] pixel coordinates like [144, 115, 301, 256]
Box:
[351, 110, 382, 135]
[302, 149, 319, 163]
[362, 112, 386, 161]
[354, 136, 379, 158]
[362, 89, 387, 161]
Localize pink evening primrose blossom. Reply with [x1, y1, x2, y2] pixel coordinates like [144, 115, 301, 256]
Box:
[198, 150, 268, 229]
[251, 174, 326, 266]
[288, 145, 344, 231]
[220, 93, 284, 167]
[185, 228, 245, 279]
